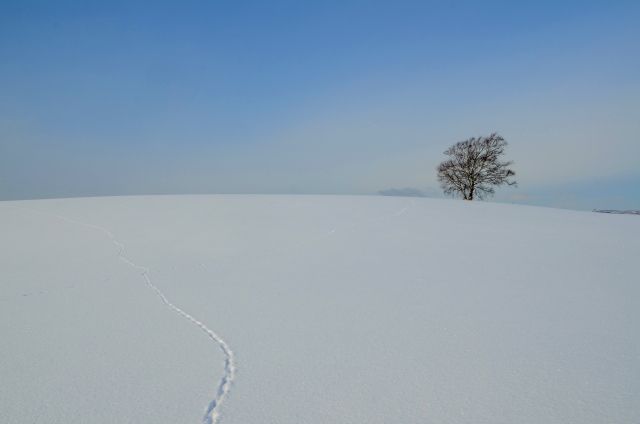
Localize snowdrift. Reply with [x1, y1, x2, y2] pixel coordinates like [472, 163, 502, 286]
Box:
[1, 195, 638, 423]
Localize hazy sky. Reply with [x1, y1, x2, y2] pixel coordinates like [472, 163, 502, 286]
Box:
[1, 0, 639, 209]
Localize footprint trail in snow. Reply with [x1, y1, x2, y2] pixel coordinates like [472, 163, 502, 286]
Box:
[20, 198, 414, 423]
[21, 208, 236, 424]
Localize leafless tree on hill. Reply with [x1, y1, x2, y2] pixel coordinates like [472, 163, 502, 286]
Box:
[437, 133, 516, 200]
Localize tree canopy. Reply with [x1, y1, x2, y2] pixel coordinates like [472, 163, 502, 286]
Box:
[437, 133, 516, 200]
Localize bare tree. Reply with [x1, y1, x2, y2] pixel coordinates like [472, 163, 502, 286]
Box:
[437, 133, 516, 200]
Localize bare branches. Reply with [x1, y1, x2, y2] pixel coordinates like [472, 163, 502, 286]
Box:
[437, 133, 516, 200]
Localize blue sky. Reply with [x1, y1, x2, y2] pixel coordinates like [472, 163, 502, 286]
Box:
[1, 0, 639, 209]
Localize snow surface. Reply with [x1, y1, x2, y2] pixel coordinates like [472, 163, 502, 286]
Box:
[1, 195, 639, 424]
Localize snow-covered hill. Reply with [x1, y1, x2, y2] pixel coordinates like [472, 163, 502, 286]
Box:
[1, 195, 638, 424]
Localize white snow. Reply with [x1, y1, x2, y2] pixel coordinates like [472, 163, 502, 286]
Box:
[1, 195, 638, 423]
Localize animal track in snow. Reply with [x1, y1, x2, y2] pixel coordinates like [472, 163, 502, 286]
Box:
[19, 207, 235, 424]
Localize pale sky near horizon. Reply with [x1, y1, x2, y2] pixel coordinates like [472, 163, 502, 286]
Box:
[1, 0, 639, 210]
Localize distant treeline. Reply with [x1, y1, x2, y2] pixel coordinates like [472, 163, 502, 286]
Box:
[593, 209, 640, 215]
